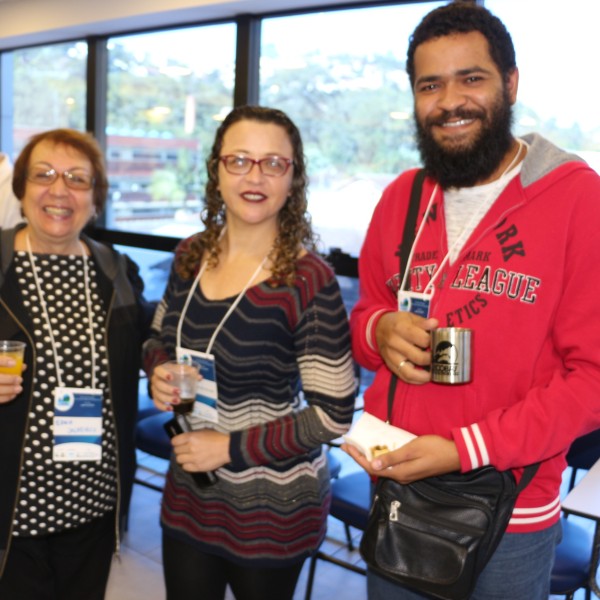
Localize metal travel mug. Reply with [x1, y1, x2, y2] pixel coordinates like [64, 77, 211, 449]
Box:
[430, 328, 473, 384]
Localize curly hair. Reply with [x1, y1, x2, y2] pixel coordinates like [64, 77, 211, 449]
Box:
[12, 128, 108, 214]
[175, 105, 316, 285]
[406, 2, 516, 89]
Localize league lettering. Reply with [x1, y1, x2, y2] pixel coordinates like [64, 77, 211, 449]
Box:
[451, 264, 540, 304]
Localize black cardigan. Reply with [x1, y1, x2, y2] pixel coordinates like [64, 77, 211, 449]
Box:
[0, 225, 150, 577]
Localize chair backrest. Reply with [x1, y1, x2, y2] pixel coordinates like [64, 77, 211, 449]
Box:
[329, 470, 371, 531]
[566, 428, 600, 471]
[565, 428, 600, 492]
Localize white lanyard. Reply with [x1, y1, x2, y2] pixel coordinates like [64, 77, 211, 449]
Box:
[176, 255, 268, 355]
[26, 235, 97, 389]
[400, 183, 495, 295]
[402, 140, 525, 295]
[425, 197, 486, 294]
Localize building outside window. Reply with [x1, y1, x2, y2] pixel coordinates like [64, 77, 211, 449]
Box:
[260, 2, 445, 257]
[9, 41, 87, 156]
[3, 0, 600, 306]
[105, 23, 236, 239]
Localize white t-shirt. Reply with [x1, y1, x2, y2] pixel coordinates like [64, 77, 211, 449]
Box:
[444, 140, 527, 263]
[0, 153, 24, 229]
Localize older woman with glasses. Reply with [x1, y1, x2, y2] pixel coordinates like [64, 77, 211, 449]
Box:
[0, 128, 149, 599]
[143, 105, 356, 600]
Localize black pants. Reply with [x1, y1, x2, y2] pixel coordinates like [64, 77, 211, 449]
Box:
[0, 511, 115, 600]
[163, 532, 305, 600]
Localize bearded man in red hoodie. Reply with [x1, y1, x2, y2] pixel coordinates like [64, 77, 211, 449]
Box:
[347, 3, 600, 599]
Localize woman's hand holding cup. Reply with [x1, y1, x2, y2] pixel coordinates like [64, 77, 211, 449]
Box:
[150, 360, 200, 413]
[0, 341, 26, 404]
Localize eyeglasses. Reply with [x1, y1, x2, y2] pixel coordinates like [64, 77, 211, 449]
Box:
[219, 155, 293, 177]
[26, 166, 94, 191]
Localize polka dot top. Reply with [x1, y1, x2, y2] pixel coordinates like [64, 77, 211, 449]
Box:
[12, 252, 117, 537]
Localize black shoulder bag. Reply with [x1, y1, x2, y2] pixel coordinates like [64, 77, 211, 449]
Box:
[359, 170, 539, 600]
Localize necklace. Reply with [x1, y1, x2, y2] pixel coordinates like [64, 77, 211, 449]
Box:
[500, 138, 524, 179]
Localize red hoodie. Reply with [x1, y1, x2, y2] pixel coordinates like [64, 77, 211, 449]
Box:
[351, 133, 600, 532]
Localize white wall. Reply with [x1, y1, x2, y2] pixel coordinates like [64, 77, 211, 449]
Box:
[0, 0, 362, 48]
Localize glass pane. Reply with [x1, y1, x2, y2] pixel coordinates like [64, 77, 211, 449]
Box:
[487, 0, 600, 172]
[105, 24, 236, 238]
[10, 42, 87, 157]
[115, 245, 173, 303]
[260, 2, 445, 257]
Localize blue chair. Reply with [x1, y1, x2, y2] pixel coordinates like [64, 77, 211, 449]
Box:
[550, 429, 600, 600]
[134, 411, 172, 491]
[136, 375, 160, 421]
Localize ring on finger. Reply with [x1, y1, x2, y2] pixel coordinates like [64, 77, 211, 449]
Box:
[398, 359, 411, 370]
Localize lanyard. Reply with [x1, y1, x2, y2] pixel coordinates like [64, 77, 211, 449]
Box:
[399, 183, 438, 296]
[401, 139, 525, 295]
[26, 235, 97, 389]
[425, 195, 487, 294]
[176, 254, 269, 355]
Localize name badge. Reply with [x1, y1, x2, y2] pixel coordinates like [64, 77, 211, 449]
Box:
[398, 290, 433, 318]
[177, 347, 219, 424]
[53, 387, 103, 462]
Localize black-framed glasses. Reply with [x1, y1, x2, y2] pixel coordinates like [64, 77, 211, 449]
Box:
[26, 166, 95, 191]
[219, 155, 293, 177]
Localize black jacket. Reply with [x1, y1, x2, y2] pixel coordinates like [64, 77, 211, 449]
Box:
[0, 225, 149, 576]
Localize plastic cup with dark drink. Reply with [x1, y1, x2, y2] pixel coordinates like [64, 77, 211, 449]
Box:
[162, 360, 199, 414]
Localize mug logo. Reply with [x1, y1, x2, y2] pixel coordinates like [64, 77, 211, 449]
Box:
[433, 341, 457, 364]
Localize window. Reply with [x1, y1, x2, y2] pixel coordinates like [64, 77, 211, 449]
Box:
[105, 23, 236, 238]
[487, 0, 600, 171]
[9, 42, 87, 157]
[5, 0, 599, 300]
[260, 3, 445, 256]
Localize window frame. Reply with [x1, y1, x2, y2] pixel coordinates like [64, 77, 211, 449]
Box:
[0, 1, 450, 275]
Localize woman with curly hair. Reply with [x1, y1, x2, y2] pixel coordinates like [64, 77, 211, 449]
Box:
[143, 105, 356, 600]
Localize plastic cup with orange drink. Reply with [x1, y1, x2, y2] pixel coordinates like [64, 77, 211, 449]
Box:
[0, 341, 26, 375]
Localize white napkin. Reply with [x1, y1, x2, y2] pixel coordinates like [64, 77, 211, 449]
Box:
[343, 412, 416, 461]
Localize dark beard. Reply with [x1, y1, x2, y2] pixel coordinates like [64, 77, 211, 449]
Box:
[415, 89, 514, 189]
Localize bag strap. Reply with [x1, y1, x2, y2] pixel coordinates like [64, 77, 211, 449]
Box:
[399, 168, 426, 289]
[386, 169, 424, 424]
[387, 372, 398, 423]
[388, 169, 539, 489]
[515, 461, 539, 492]
[387, 169, 425, 423]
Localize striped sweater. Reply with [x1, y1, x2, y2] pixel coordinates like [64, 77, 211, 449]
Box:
[143, 240, 356, 566]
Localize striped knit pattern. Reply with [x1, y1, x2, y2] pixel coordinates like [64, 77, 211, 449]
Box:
[143, 242, 356, 566]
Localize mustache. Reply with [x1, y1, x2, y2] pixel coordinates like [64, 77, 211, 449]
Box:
[425, 108, 486, 128]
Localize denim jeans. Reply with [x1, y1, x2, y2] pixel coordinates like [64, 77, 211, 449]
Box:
[367, 521, 562, 600]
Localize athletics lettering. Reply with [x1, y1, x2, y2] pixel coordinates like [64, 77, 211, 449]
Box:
[446, 294, 488, 326]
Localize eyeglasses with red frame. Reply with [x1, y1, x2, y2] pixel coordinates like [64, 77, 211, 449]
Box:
[219, 155, 293, 177]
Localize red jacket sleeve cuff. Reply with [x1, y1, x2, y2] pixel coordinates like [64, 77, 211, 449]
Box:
[452, 423, 491, 472]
